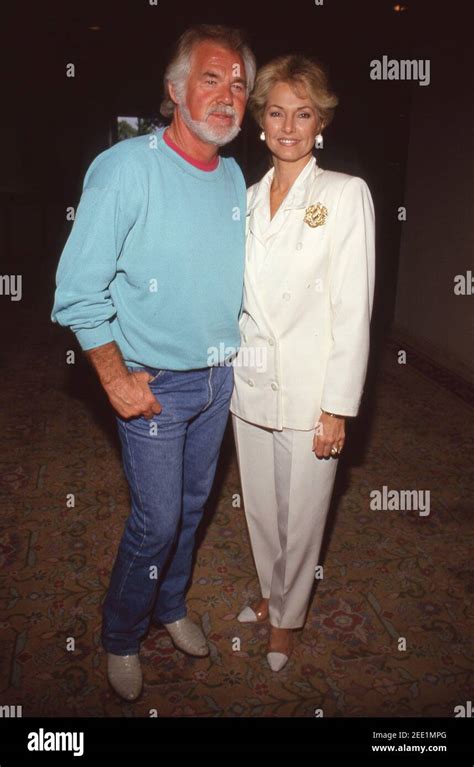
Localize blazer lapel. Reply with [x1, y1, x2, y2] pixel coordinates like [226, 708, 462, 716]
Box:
[283, 156, 325, 210]
[244, 157, 326, 300]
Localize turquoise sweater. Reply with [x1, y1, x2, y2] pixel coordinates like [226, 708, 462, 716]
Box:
[51, 129, 246, 370]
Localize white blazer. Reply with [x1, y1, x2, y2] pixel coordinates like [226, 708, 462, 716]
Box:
[229, 155, 375, 431]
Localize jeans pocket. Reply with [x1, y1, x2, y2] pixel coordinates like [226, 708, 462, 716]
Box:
[148, 368, 166, 383]
[127, 366, 165, 383]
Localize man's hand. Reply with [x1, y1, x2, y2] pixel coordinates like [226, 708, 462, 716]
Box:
[85, 341, 162, 420]
[313, 412, 345, 459]
[105, 370, 162, 420]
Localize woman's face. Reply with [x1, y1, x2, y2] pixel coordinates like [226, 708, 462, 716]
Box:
[262, 81, 321, 163]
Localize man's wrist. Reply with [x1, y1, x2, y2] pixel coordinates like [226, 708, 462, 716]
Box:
[85, 342, 129, 387]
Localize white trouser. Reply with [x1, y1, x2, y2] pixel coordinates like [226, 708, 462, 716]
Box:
[232, 414, 339, 628]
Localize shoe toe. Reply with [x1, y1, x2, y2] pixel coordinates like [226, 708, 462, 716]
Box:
[107, 654, 143, 700]
[237, 606, 258, 623]
[266, 652, 288, 672]
[112, 680, 142, 701]
[164, 618, 210, 657]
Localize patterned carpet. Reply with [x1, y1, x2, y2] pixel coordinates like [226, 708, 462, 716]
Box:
[1, 285, 473, 718]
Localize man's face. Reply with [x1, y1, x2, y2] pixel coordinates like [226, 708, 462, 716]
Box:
[172, 42, 248, 146]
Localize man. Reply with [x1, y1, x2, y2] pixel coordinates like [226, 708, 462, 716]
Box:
[51, 24, 256, 701]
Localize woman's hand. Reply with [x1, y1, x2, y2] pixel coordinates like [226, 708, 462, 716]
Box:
[312, 412, 345, 459]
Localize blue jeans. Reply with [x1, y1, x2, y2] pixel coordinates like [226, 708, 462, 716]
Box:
[101, 364, 233, 655]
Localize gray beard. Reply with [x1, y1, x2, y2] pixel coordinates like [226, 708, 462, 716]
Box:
[178, 102, 241, 147]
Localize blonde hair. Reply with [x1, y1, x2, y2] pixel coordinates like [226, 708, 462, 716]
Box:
[161, 24, 256, 119]
[249, 54, 338, 130]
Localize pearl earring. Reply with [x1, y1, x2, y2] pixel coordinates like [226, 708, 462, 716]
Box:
[260, 130, 266, 141]
[315, 133, 324, 149]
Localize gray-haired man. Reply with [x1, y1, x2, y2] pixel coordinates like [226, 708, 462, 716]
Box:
[52, 25, 256, 700]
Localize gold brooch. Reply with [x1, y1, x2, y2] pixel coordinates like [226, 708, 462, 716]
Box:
[304, 203, 328, 228]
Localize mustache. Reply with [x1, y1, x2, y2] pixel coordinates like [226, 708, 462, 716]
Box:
[206, 105, 237, 120]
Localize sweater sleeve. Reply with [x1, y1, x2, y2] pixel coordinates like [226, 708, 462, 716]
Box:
[51, 147, 141, 351]
[320, 176, 376, 417]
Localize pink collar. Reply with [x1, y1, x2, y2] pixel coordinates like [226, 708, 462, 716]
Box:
[163, 129, 219, 171]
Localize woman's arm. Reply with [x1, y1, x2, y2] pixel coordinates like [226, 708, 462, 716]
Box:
[319, 175, 376, 417]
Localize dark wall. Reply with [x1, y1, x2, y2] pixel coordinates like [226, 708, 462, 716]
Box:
[1, 0, 470, 373]
[394, 36, 473, 381]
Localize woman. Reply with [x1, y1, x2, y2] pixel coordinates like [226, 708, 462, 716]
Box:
[230, 55, 375, 671]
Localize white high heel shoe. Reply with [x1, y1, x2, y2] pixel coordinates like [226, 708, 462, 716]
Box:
[237, 599, 269, 623]
[266, 651, 289, 672]
[237, 606, 259, 622]
[266, 628, 293, 672]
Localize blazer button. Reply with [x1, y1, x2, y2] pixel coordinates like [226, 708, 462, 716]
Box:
[271, 382, 279, 391]
[268, 338, 275, 346]
[296, 242, 303, 250]
[282, 291, 291, 301]
[247, 378, 255, 387]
